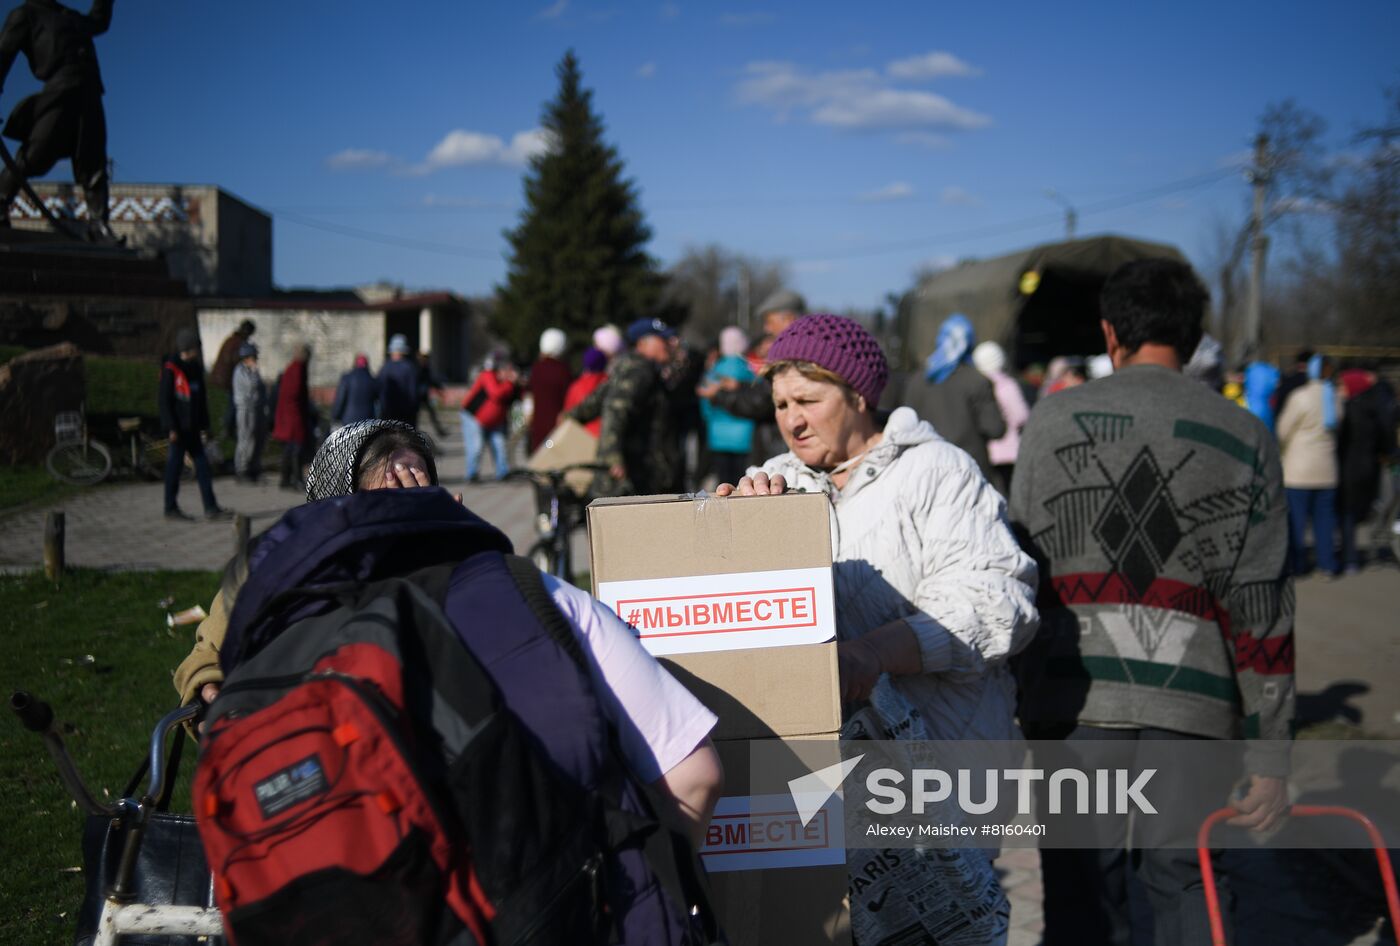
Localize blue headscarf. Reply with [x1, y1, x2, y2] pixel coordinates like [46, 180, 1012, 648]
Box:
[924, 313, 975, 384]
[1243, 362, 1279, 431]
[1307, 354, 1337, 431]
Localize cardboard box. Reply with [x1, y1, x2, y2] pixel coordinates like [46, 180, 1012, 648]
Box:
[660, 643, 840, 742]
[588, 492, 837, 657]
[586, 493, 850, 945]
[702, 736, 852, 946]
[526, 418, 597, 496]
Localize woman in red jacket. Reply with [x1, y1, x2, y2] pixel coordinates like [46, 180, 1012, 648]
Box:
[562, 347, 609, 437]
[272, 344, 313, 491]
[459, 353, 519, 481]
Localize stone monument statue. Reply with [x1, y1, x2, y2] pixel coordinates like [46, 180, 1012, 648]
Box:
[0, 0, 115, 241]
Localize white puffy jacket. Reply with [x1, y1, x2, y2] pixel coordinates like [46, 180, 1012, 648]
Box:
[757, 406, 1039, 741]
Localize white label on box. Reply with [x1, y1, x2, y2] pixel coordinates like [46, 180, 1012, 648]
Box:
[701, 793, 846, 873]
[596, 567, 836, 656]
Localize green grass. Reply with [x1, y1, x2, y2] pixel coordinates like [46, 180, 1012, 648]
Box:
[0, 568, 220, 945]
[0, 466, 77, 513]
[0, 346, 232, 513]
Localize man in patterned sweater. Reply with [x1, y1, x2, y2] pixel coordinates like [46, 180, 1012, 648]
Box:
[1010, 259, 1294, 945]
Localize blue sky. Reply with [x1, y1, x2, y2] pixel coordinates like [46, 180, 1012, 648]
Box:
[12, 0, 1397, 310]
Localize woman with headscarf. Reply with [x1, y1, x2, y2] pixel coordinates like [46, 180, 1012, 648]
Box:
[718, 315, 1039, 946]
[900, 313, 1006, 482]
[699, 326, 757, 486]
[173, 419, 724, 887]
[1243, 361, 1281, 431]
[1277, 354, 1345, 575]
[971, 340, 1030, 494]
[529, 328, 574, 451]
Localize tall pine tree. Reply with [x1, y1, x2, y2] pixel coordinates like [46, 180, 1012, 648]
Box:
[494, 51, 661, 358]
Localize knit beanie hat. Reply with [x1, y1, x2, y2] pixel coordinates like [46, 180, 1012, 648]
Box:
[719, 326, 749, 358]
[539, 327, 567, 358]
[765, 314, 889, 407]
[592, 325, 624, 356]
[581, 347, 608, 373]
[971, 341, 1006, 376]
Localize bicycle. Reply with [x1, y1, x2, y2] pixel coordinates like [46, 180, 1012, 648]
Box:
[10, 691, 225, 944]
[45, 410, 113, 485]
[506, 462, 608, 583]
[46, 409, 204, 486]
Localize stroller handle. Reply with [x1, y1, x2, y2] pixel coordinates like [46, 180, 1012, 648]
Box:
[10, 690, 54, 733]
[11, 692, 200, 816]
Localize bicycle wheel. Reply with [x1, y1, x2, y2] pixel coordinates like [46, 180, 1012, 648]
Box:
[46, 440, 112, 486]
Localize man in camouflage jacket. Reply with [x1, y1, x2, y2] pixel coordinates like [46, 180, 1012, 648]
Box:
[570, 318, 680, 496]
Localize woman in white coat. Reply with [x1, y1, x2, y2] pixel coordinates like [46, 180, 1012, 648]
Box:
[716, 314, 1039, 944]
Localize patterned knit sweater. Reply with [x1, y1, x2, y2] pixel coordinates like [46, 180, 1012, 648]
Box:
[1010, 364, 1295, 775]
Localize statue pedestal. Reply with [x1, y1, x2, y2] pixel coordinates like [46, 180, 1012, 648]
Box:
[0, 227, 194, 357]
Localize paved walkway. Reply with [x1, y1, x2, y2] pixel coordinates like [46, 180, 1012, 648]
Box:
[3, 428, 1396, 944]
[0, 424, 562, 572]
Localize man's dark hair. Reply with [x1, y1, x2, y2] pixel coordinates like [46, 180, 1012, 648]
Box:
[1295, 349, 1314, 366]
[239, 319, 256, 336]
[353, 428, 438, 491]
[1099, 259, 1207, 363]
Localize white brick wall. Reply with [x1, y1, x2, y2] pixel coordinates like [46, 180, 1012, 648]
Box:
[197, 308, 387, 391]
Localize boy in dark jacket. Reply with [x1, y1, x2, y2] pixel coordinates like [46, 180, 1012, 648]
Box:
[159, 327, 230, 520]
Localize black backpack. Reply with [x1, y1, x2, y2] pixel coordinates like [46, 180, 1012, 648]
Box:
[197, 554, 719, 946]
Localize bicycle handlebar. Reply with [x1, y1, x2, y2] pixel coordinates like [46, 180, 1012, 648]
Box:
[505, 463, 610, 485]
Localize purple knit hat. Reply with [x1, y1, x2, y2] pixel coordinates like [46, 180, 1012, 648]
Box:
[765, 314, 890, 406]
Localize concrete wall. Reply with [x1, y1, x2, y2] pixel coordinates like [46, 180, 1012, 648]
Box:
[196, 308, 387, 392]
[15, 183, 273, 297]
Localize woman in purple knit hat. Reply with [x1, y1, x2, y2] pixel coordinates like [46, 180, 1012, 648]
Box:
[716, 314, 1039, 945]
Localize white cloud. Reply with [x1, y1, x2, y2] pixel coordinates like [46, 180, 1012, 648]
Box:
[735, 60, 989, 135]
[720, 11, 776, 26]
[420, 194, 497, 209]
[896, 131, 952, 150]
[418, 128, 552, 173]
[659, 1, 680, 18]
[860, 181, 915, 203]
[637, 61, 657, 79]
[325, 148, 396, 171]
[940, 186, 981, 207]
[812, 88, 989, 130]
[535, 0, 568, 19]
[887, 51, 981, 80]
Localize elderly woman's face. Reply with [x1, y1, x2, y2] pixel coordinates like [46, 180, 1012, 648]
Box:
[771, 368, 865, 469]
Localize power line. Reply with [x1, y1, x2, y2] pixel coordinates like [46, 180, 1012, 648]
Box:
[269, 165, 1241, 263]
[794, 167, 1239, 262]
[274, 210, 505, 260]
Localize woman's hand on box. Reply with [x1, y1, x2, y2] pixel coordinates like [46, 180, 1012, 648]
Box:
[714, 471, 787, 497]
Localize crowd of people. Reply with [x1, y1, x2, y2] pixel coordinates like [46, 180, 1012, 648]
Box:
[157, 258, 1394, 944]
